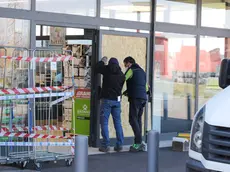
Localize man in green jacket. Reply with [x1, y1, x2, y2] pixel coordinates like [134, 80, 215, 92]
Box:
[123, 56, 149, 152]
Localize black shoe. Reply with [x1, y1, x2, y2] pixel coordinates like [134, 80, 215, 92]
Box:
[99, 146, 110, 153]
[129, 143, 145, 152]
[114, 145, 123, 152]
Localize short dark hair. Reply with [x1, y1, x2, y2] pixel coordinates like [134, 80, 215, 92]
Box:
[123, 56, 136, 64]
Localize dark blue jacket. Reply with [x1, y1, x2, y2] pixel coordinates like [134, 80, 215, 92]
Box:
[125, 63, 147, 100]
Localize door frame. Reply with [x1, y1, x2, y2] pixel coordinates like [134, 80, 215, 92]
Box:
[34, 21, 101, 147]
[96, 29, 151, 146]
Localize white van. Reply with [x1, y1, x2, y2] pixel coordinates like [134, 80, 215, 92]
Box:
[187, 59, 230, 172]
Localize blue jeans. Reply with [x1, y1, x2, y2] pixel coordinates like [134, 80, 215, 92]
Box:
[100, 99, 124, 147]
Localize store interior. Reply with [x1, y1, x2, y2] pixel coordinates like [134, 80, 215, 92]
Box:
[35, 25, 95, 131]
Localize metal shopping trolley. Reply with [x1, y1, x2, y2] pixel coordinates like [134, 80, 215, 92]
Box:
[27, 49, 75, 170]
[0, 46, 31, 166]
[0, 48, 76, 170]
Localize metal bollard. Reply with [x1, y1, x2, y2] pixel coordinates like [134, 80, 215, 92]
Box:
[147, 130, 159, 172]
[187, 93, 191, 121]
[74, 135, 88, 172]
[163, 92, 168, 120]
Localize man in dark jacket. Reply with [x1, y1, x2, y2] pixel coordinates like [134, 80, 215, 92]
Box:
[123, 56, 149, 152]
[96, 57, 125, 153]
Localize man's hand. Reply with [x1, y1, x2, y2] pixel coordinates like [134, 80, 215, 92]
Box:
[122, 90, 128, 97]
[101, 56, 108, 64]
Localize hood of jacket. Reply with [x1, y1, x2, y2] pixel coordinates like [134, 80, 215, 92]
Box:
[107, 63, 122, 74]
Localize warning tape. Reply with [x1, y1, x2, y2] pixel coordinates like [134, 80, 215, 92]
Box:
[0, 86, 69, 95]
[0, 142, 74, 147]
[0, 132, 73, 139]
[71, 146, 75, 154]
[1, 125, 70, 132]
[0, 91, 73, 100]
[0, 55, 73, 62]
[50, 94, 73, 107]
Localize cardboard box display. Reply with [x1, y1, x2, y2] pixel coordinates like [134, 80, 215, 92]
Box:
[79, 68, 85, 76]
[63, 108, 72, 115]
[63, 121, 72, 129]
[64, 78, 72, 85]
[78, 79, 85, 88]
[74, 68, 78, 76]
[63, 100, 72, 109]
[74, 58, 81, 65]
[64, 67, 72, 77]
[64, 115, 72, 121]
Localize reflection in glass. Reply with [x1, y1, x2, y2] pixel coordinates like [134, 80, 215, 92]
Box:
[101, 0, 150, 22]
[36, 0, 96, 17]
[198, 36, 225, 108]
[36, 25, 41, 36]
[154, 32, 196, 133]
[0, 17, 30, 48]
[156, 0, 196, 25]
[202, 1, 230, 29]
[101, 0, 196, 24]
[0, 0, 30, 9]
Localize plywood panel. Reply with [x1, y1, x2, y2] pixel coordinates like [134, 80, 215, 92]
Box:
[101, 34, 147, 140]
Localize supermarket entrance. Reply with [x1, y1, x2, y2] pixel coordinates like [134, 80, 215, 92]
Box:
[35, 25, 100, 147]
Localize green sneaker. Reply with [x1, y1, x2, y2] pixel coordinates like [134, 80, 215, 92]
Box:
[129, 143, 145, 152]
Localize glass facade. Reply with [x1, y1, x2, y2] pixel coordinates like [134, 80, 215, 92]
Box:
[0, 17, 30, 49]
[202, 1, 230, 29]
[0, 0, 30, 10]
[36, 0, 96, 16]
[153, 32, 196, 133]
[0, 0, 229, 145]
[101, 0, 150, 22]
[156, 0, 196, 25]
[198, 36, 226, 108]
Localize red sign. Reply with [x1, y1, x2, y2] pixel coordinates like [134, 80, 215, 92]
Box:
[75, 89, 91, 99]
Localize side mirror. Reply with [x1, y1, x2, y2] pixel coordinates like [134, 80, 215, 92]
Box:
[219, 59, 230, 89]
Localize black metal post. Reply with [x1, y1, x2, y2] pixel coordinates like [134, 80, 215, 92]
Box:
[150, 0, 157, 129]
[163, 93, 168, 120]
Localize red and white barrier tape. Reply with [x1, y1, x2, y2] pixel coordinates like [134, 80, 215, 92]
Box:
[71, 146, 75, 155]
[0, 55, 73, 62]
[0, 91, 73, 100]
[69, 138, 75, 155]
[0, 141, 74, 147]
[0, 86, 69, 95]
[0, 131, 73, 139]
[1, 125, 70, 132]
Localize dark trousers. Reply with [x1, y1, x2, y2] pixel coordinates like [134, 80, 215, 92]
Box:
[129, 99, 146, 144]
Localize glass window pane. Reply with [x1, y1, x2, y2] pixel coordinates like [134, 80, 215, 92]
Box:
[0, 0, 30, 10]
[156, 0, 196, 25]
[0, 17, 30, 90]
[36, 25, 41, 36]
[153, 32, 196, 133]
[101, 0, 150, 22]
[43, 26, 50, 36]
[36, 0, 96, 17]
[202, 1, 230, 29]
[66, 28, 84, 35]
[0, 17, 30, 48]
[198, 36, 225, 108]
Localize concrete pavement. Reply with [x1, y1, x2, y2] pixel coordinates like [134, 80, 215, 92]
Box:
[0, 148, 188, 172]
